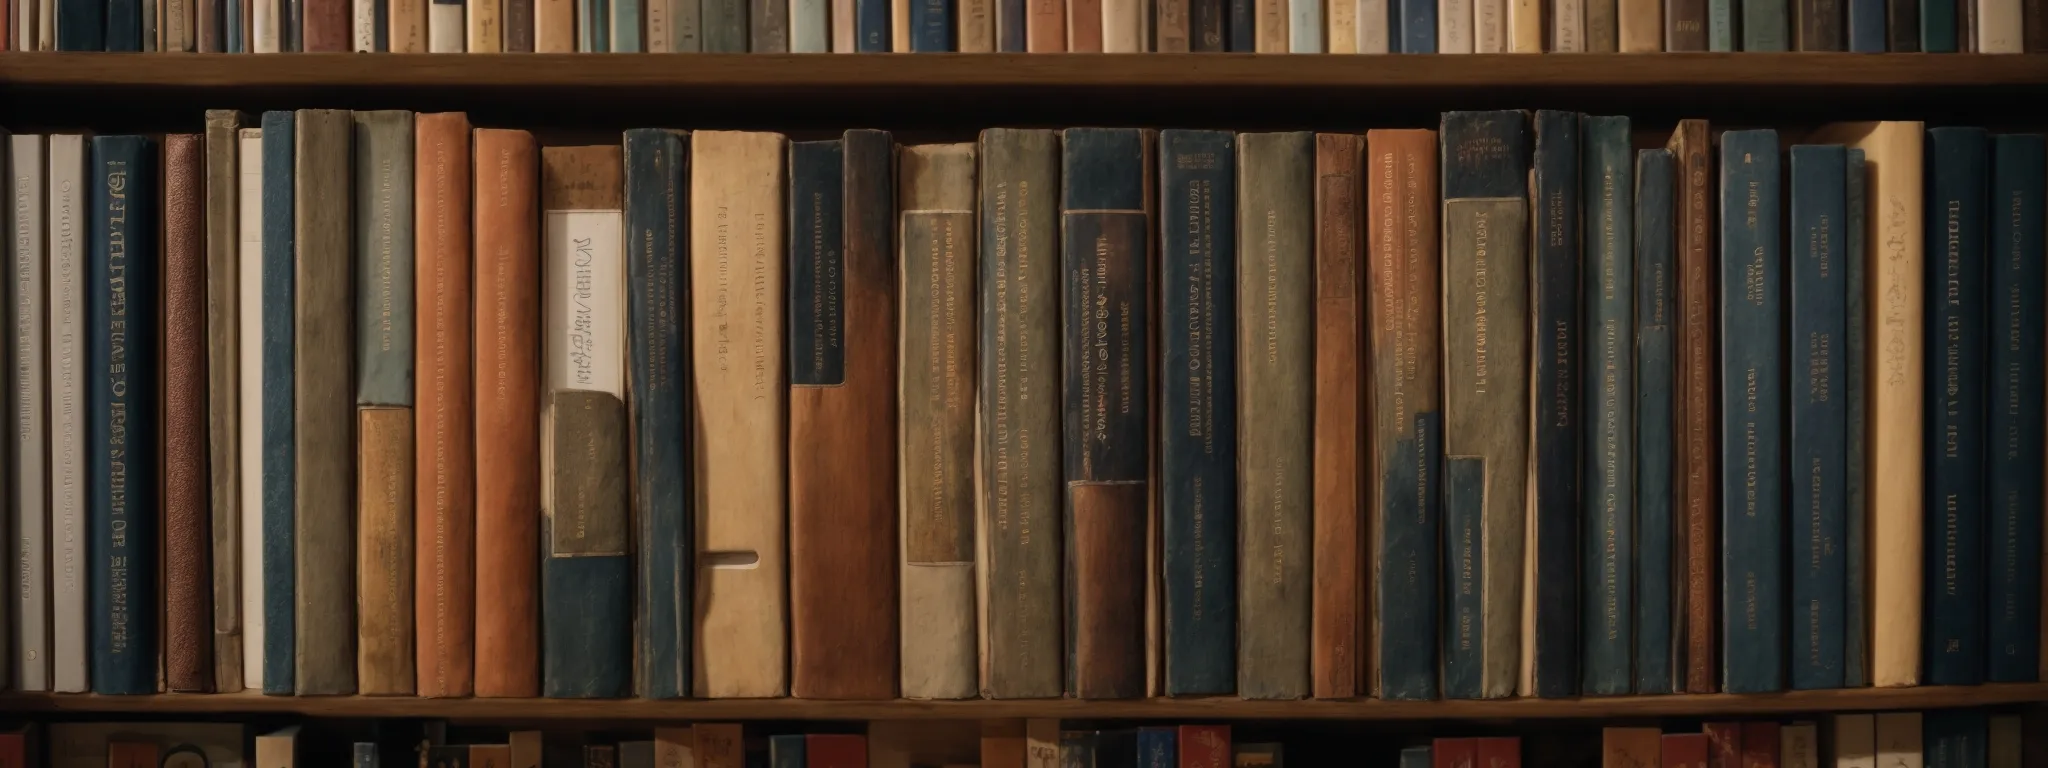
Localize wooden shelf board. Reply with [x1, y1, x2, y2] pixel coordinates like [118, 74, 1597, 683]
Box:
[0, 684, 2040, 720]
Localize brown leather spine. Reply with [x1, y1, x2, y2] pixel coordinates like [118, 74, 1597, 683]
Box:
[357, 406, 417, 695]
[414, 112, 476, 698]
[473, 128, 543, 698]
[788, 133, 898, 701]
[1070, 483, 1147, 698]
[1310, 132, 1365, 700]
[301, 0, 349, 48]
[1667, 119, 1718, 694]
[1066, 0, 1102, 49]
[198, 0, 220, 49]
[1027, 0, 1065, 48]
[164, 133, 214, 694]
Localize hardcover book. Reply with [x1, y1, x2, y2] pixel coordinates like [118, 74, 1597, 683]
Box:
[1986, 133, 2043, 683]
[355, 109, 416, 698]
[415, 112, 474, 699]
[1523, 110, 1581, 700]
[165, 133, 213, 693]
[257, 112, 296, 695]
[1310, 132, 1361, 700]
[1580, 114, 1635, 697]
[204, 112, 251, 694]
[291, 110, 355, 696]
[1922, 127, 1987, 687]
[1788, 143, 1848, 691]
[1634, 147, 1678, 695]
[1666, 118, 1719, 695]
[1718, 128, 1784, 694]
[10, 133, 49, 692]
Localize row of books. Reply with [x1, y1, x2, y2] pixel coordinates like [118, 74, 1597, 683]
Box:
[7, 0, 2044, 53]
[1, 113, 2043, 702]
[1, 709, 2033, 768]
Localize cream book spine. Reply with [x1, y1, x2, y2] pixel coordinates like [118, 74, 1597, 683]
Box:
[1287, 0, 1320, 48]
[46, 134, 87, 694]
[254, 0, 280, 50]
[1438, 0, 1472, 49]
[688, 130, 789, 699]
[1474, 0, 1503, 48]
[1976, 0, 2019, 51]
[237, 127, 267, 692]
[1327, 0, 1355, 50]
[1356, 0, 1388, 49]
[354, 0, 376, 48]
[1551, 0, 1582, 49]
[10, 133, 49, 692]
[1104, 0, 1143, 49]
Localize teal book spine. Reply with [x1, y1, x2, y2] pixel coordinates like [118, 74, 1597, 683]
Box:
[1138, 728, 1176, 768]
[1924, 710, 1988, 768]
[1633, 147, 1677, 696]
[1529, 110, 1582, 699]
[1841, 147, 1869, 688]
[1580, 114, 1635, 697]
[259, 110, 297, 696]
[1923, 126, 1987, 687]
[1789, 143, 1847, 691]
[353, 111, 415, 409]
[1919, 0, 1955, 50]
[1742, 0, 1787, 47]
[1987, 133, 2044, 683]
[1718, 129, 1785, 695]
[1709, 0, 1737, 48]
[625, 128, 691, 699]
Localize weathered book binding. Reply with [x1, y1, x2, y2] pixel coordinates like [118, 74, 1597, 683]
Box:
[354, 109, 416, 697]
[1579, 114, 1635, 697]
[258, 110, 297, 695]
[415, 112, 474, 699]
[1524, 110, 1581, 699]
[1310, 133, 1363, 701]
[292, 109, 357, 696]
[1717, 128, 1784, 694]
[165, 133, 215, 693]
[1986, 133, 2044, 683]
[1634, 147, 1678, 695]
[202, 110, 251, 694]
[1788, 143, 1848, 692]
[1666, 118, 1719, 695]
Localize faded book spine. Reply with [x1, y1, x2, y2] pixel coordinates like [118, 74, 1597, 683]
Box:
[1310, 133, 1362, 701]
[1159, 129, 1237, 698]
[257, 112, 296, 695]
[1634, 147, 1678, 695]
[1235, 131, 1313, 702]
[625, 128, 692, 700]
[236, 130, 263, 691]
[899, 142, 978, 701]
[1718, 128, 1784, 694]
[1795, 0, 1839, 46]
[1579, 114, 1634, 697]
[165, 133, 215, 693]
[702, 0, 743, 48]
[1985, 134, 2043, 683]
[1743, 0, 1787, 46]
[1788, 143, 1847, 692]
[1525, 110, 1580, 699]
[355, 407, 415, 696]
[10, 134, 50, 692]
[1666, 118, 1719, 695]
[49, 134, 86, 694]
[1666, 0, 1704, 46]
[1921, 127, 1987, 687]
[1842, 147, 1867, 688]
[1439, 110, 1530, 702]
[977, 128, 1064, 699]
[749, 0, 784, 49]
[292, 109, 356, 696]
[203, 111, 248, 694]
[354, 110, 416, 697]
[415, 112, 474, 699]
[1059, 127, 1150, 700]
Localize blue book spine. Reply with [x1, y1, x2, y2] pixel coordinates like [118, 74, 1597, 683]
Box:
[1718, 128, 1785, 695]
[57, 0, 106, 48]
[105, 0, 141, 48]
[1846, 0, 1883, 49]
[1138, 729, 1176, 768]
[1741, 0, 1786, 48]
[88, 135, 159, 695]
[1708, 0, 1736, 49]
[1228, 0, 1253, 49]
[1788, 144, 1848, 692]
[768, 736, 805, 768]
[1158, 130, 1238, 697]
[1842, 148, 1869, 687]
[1441, 452, 1481, 699]
[259, 110, 297, 697]
[997, 0, 1025, 48]
[1634, 147, 1677, 696]
[1580, 114, 1635, 697]
[542, 498, 633, 698]
[1379, 415, 1441, 701]
[1060, 732, 1099, 768]
[582, 0, 610, 49]
[1918, 0, 1955, 50]
[1988, 133, 2045, 683]
[856, 0, 889, 48]
[625, 128, 691, 700]
[1399, 0, 1435, 51]
[1924, 710, 1989, 768]
[226, 0, 244, 50]
[911, 0, 952, 49]
[1923, 126, 1988, 687]
[1530, 110, 1581, 699]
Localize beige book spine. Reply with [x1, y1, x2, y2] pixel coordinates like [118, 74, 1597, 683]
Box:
[833, 0, 855, 48]
[355, 407, 416, 695]
[536, 0, 574, 49]
[1254, 0, 1284, 48]
[1618, 0, 1660, 49]
[1327, 0, 1356, 50]
[469, 0, 503, 49]
[959, 0, 994, 47]
[1103, 0, 1142, 48]
[1357, 0, 1388, 50]
[1475, 0, 1503, 48]
[893, 0, 910, 48]
[1507, 0, 1538, 48]
[388, 0, 424, 49]
[1551, 0, 1583, 49]
[1437, 0, 1471, 49]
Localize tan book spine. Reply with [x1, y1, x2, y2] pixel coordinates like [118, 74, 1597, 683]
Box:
[1585, 0, 1617, 48]
[164, 133, 213, 694]
[1102, 0, 1141, 48]
[293, 109, 357, 695]
[1618, 0, 1660, 48]
[1066, 0, 1102, 48]
[1508, 0, 1540, 48]
[1326, 0, 1356, 50]
[694, 726, 742, 768]
[536, 0, 574, 49]
[1666, 119, 1719, 694]
[469, 0, 503, 49]
[356, 406, 416, 695]
[203, 110, 248, 694]
[1254, 0, 1284, 48]
[893, 0, 909, 48]
[414, 111, 476, 698]
[1027, 0, 1065, 47]
[690, 131, 790, 699]
[654, 729, 695, 768]
[1311, 132, 1365, 700]
[832, 0, 855, 48]
[388, 0, 425, 50]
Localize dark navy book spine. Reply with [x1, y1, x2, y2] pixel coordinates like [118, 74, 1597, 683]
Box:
[1923, 126, 1988, 687]
[1228, 0, 1253, 49]
[1530, 110, 1582, 699]
[1379, 413, 1441, 701]
[88, 135, 159, 695]
[56, 0, 106, 48]
[1399, 0, 1435, 51]
[259, 110, 298, 696]
[1634, 147, 1678, 696]
[1138, 728, 1176, 768]
[1441, 452, 1482, 699]
[1842, 147, 1869, 688]
[1924, 710, 1989, 768]
[625, 128, 692, 700]
[856, 0, 889, 49]
[911, 0, 952, 49]
[1158, 129, 1238, 697]
[1580, 114, 1635, 697]
[1918, 0, 1956, 50]
[1847, 0, 1884, 49]
[1788, 143, 1848, 691]
[768, 735, 805, 768]
[105, 0, 141, 48]
[1986, 133, 2043, 683]
[1718, 128, 1785, 695]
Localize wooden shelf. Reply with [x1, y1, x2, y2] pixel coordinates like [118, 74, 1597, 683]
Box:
[0, 684, 2041, 721]
[3, 53, 2045, 131]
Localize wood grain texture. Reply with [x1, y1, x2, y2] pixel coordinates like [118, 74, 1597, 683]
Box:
[1311, 132, 1365, 701]
[356, 406, 416, 695]
[415, 111, 476, 699]
[203, 109, 248, 694]
[164, 132, 213, 694]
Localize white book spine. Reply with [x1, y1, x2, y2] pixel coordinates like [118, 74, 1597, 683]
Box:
[14, 0, 33, 51]
[1976, 0, 2020, 51]
[1437, 0, 1471, 49]
[1473, 0, 1503, 49]
[1550, 0, 1581, 49]
[1286, 0, 1320, 49]
[648, 0, 671, 49]
[45, 134, 87, 694]
[428, 0, 464, 50]
[236, 128, 266, 692]
[10, 134, 49, 692]
[1356, 0, 1388, 49]
[354, 0, 377, 48]
[253, 0, 280, 51]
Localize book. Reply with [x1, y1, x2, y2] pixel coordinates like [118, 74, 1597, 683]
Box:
[1634, 147, 1677, 695]
[1440, 110, 1530, 701]
[354, 109, 415, 698]
[977, 128, 1064, 700]
[1235, 131, 1312, 702]
[1438, 0, 1470, 49]
[46, 133, 89, 693]
[473, 128, 541, 699]
[1988, 716, 2019, 768]
[390, 0, 424, 49]
[257, 113, 297, 695]
[9, 133, 49, 692]
[1834, 714, 1877, 768]
[235, 126, 266, 690]
[164, 132, 212, 693]
[415, 111, 473, 699]
[1228, 0, 1250, 48]
[1620, 0, 1660, 48]
[1023, 0, 1058, 47]
[859, 0, 891, 48]
[540, 144, 630, 699]
[1783, 724, 1820, 768]
[1742, 0, 1786, 46]
[770, 736, 804, 768]
[1580, 114, 1635, 697]
[1788, 143, 1847, 691]
[1069, 0, 1103, 48]
[624, 128, 692, 700]
[88, 135, 160, 695]
[1665, 118, 1718, 695]
[1060, 127, 1151, 700]
[1924, 711, 1986, 768]
[291, 110, 355, 696]
[1708, 0, 1732, 47]
[1603, 731, 1660, 768]
[703, 0, 741, 48]
[1400, 747, 1431, 768]
[1875, 713, 1922, 768]
[1920, 0, 1954, 48]
[1986, 133, 2043, 682]
[1842, 147, 1867, 688]
[1718, 128, 1784, 695]
[898, 140, 978, 701]
[689, 131, 788, 698]
[1846, 0, 1879, 47]
[1288, 0, 1318, 49]
[693, 726, 741, 768]
[1368, 127, 1441, 702]
[203, 111, 249, 694]
[1666, 734, 1710, 768]
[1587, 0, 1615, 47]
[792, 0, 827, 46]
[1922, 126, 1988, 687]
[653, 729, 691, 768]
[1742, 724, 1781, 768]
[1522, 110, 1580, 700]
[1105, 0, 1141, 49]
[1554, 0, 1583, 48]
[537, 0, 571, 48]
[1667, 0, 1705, 46]
[1356, 0, 1387, 49]
[1310, 132, 1361, 700]
[1794, 0, 1839, 47]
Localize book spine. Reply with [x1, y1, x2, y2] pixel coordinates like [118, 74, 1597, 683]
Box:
[472, 128, 542, 698]
[1842, 0, 1877, 46]
[539, 144, 630, 699]
[1310, 132, 1361, 700]
[1841, 147, 1867, 688]
[387, 0, 421, 49]
[235, 128, 263, 694]
[1718, 128, 1784, 694]
[536, 0, 570, 47]
[1069, 0, 1103, 48]
[856, 0, 888, 48]
[1788, 144, 1847, 692]
[202, 111, 246, 694]
[354, 111, 417, 698]
[109, 0, 141, 48]
[1923, 126, 1987, 686]
[9, 134, 50, 692]
[354, 0, 374, 47]
[1227, 0, 1250, 48]
[504, 0, 530, 47]
[1103, 0, 1140, 49]
[702, 0, 742, 47]
[1024, 0, 1059, 47]
[164, 133, 213, 694]
[1667, 118, 1718, 695]
[303, 0, 347, 46]
[1706, 0, 1731, 47]
[1664, 0, 1704, 45]
[1794, 0, 1838, 46]
[792, 0, 827, 47]
[1579, 114, 1634, 697]
[995, 0, 1024, 47]
[769, 736, 804, 768]
[1235, 131, 1313, 702]
[608, 0, 636, 48]
[1439, 110, 1530, 702]
[1287, 0, 1319, 48]
[977, 128, 1064, 699]
[258, 112, 295, 695]
[910, 0, 951, 47]
[1357, 0, 1388, 50]
[1986, 134, 2043, 683]
[354, 406, 414, 695]
[747, 0, 781, 49]
[1399, 0, 1434, 49]
[88, 135, 159, 695]
[1619, 0, 1659, 48]
[1527, 110, 1580, 699]
[415, 111, 474, 699]
[789, 131, 895, 701]
[575, 0, 604, 47]
[1158, 131, 1239, 697]
[1586, 0, 1615, 47]
[469, 0, 500, 48]
[1437, 0, 1468, 49]
[1155, 0, 1188, 49]
[1919, 0, 1953, 48]
[1633, 147, 1676, 696]
[1060, 127, 1150, 700]
[55, 0, 102, 47]
[293, 109, 355, 696]
[1367, 128, 1441, 702]
[624, 128, 692, 700]
[899, 141, 978, 701]
[1924, 711, 1988, 768]
[1741, 0, 1784, 45]
[688, 132, 788, 698]
[46, 135, 88, 694]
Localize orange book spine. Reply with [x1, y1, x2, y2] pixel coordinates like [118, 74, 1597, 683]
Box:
[414, 112, 477, 698]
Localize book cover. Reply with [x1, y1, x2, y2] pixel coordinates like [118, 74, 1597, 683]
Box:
[164, 133, 213, 693]
[1742, 0, 1786, 46]
[1919, 0, 1954, 48]
[1310, 132, 1361, 700]
[1666, 118, 1718, 695]
[1794, 0, 1839, 47]
[203, 111, 249, 694]
[1438, 0, 1470, 49]
[1228, 0, 1251, 47]
[1741, 724, 1779, 768]
[1834, 715, 1876, 768]
[1524, 110, 1580, 700]
[415, 112, 473, 699]
[1985, 132, 2043, 682]
[1846, 0, 1879, 47]
[791, 0, 828, 46]
[1288, 0, 1319, 48]
[858, 0, 890, 48]
[1788, 143, 1847, 691]
[1580, 114, 1635, 697]
[1664, 734, 1710, 768]
[993, 0, 1022, 48]
[1718, 128, 1784, 695]
[1667, 0, 1705, 47]
[1708, 0, 1732, 47]
[354, 109, 415, 698]
[1620, 0, 1661, 48]
[292, 109, 355, 696]
[702, 0, 741, 48]
[257, 112, 296, 696]
[1842, 146, 1867, 688]
[9, 133, 49, 692]
[1105, 0, 1141, 48]
[1922, 126, 1987, 687]
[1634, 147, 1677, 696]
